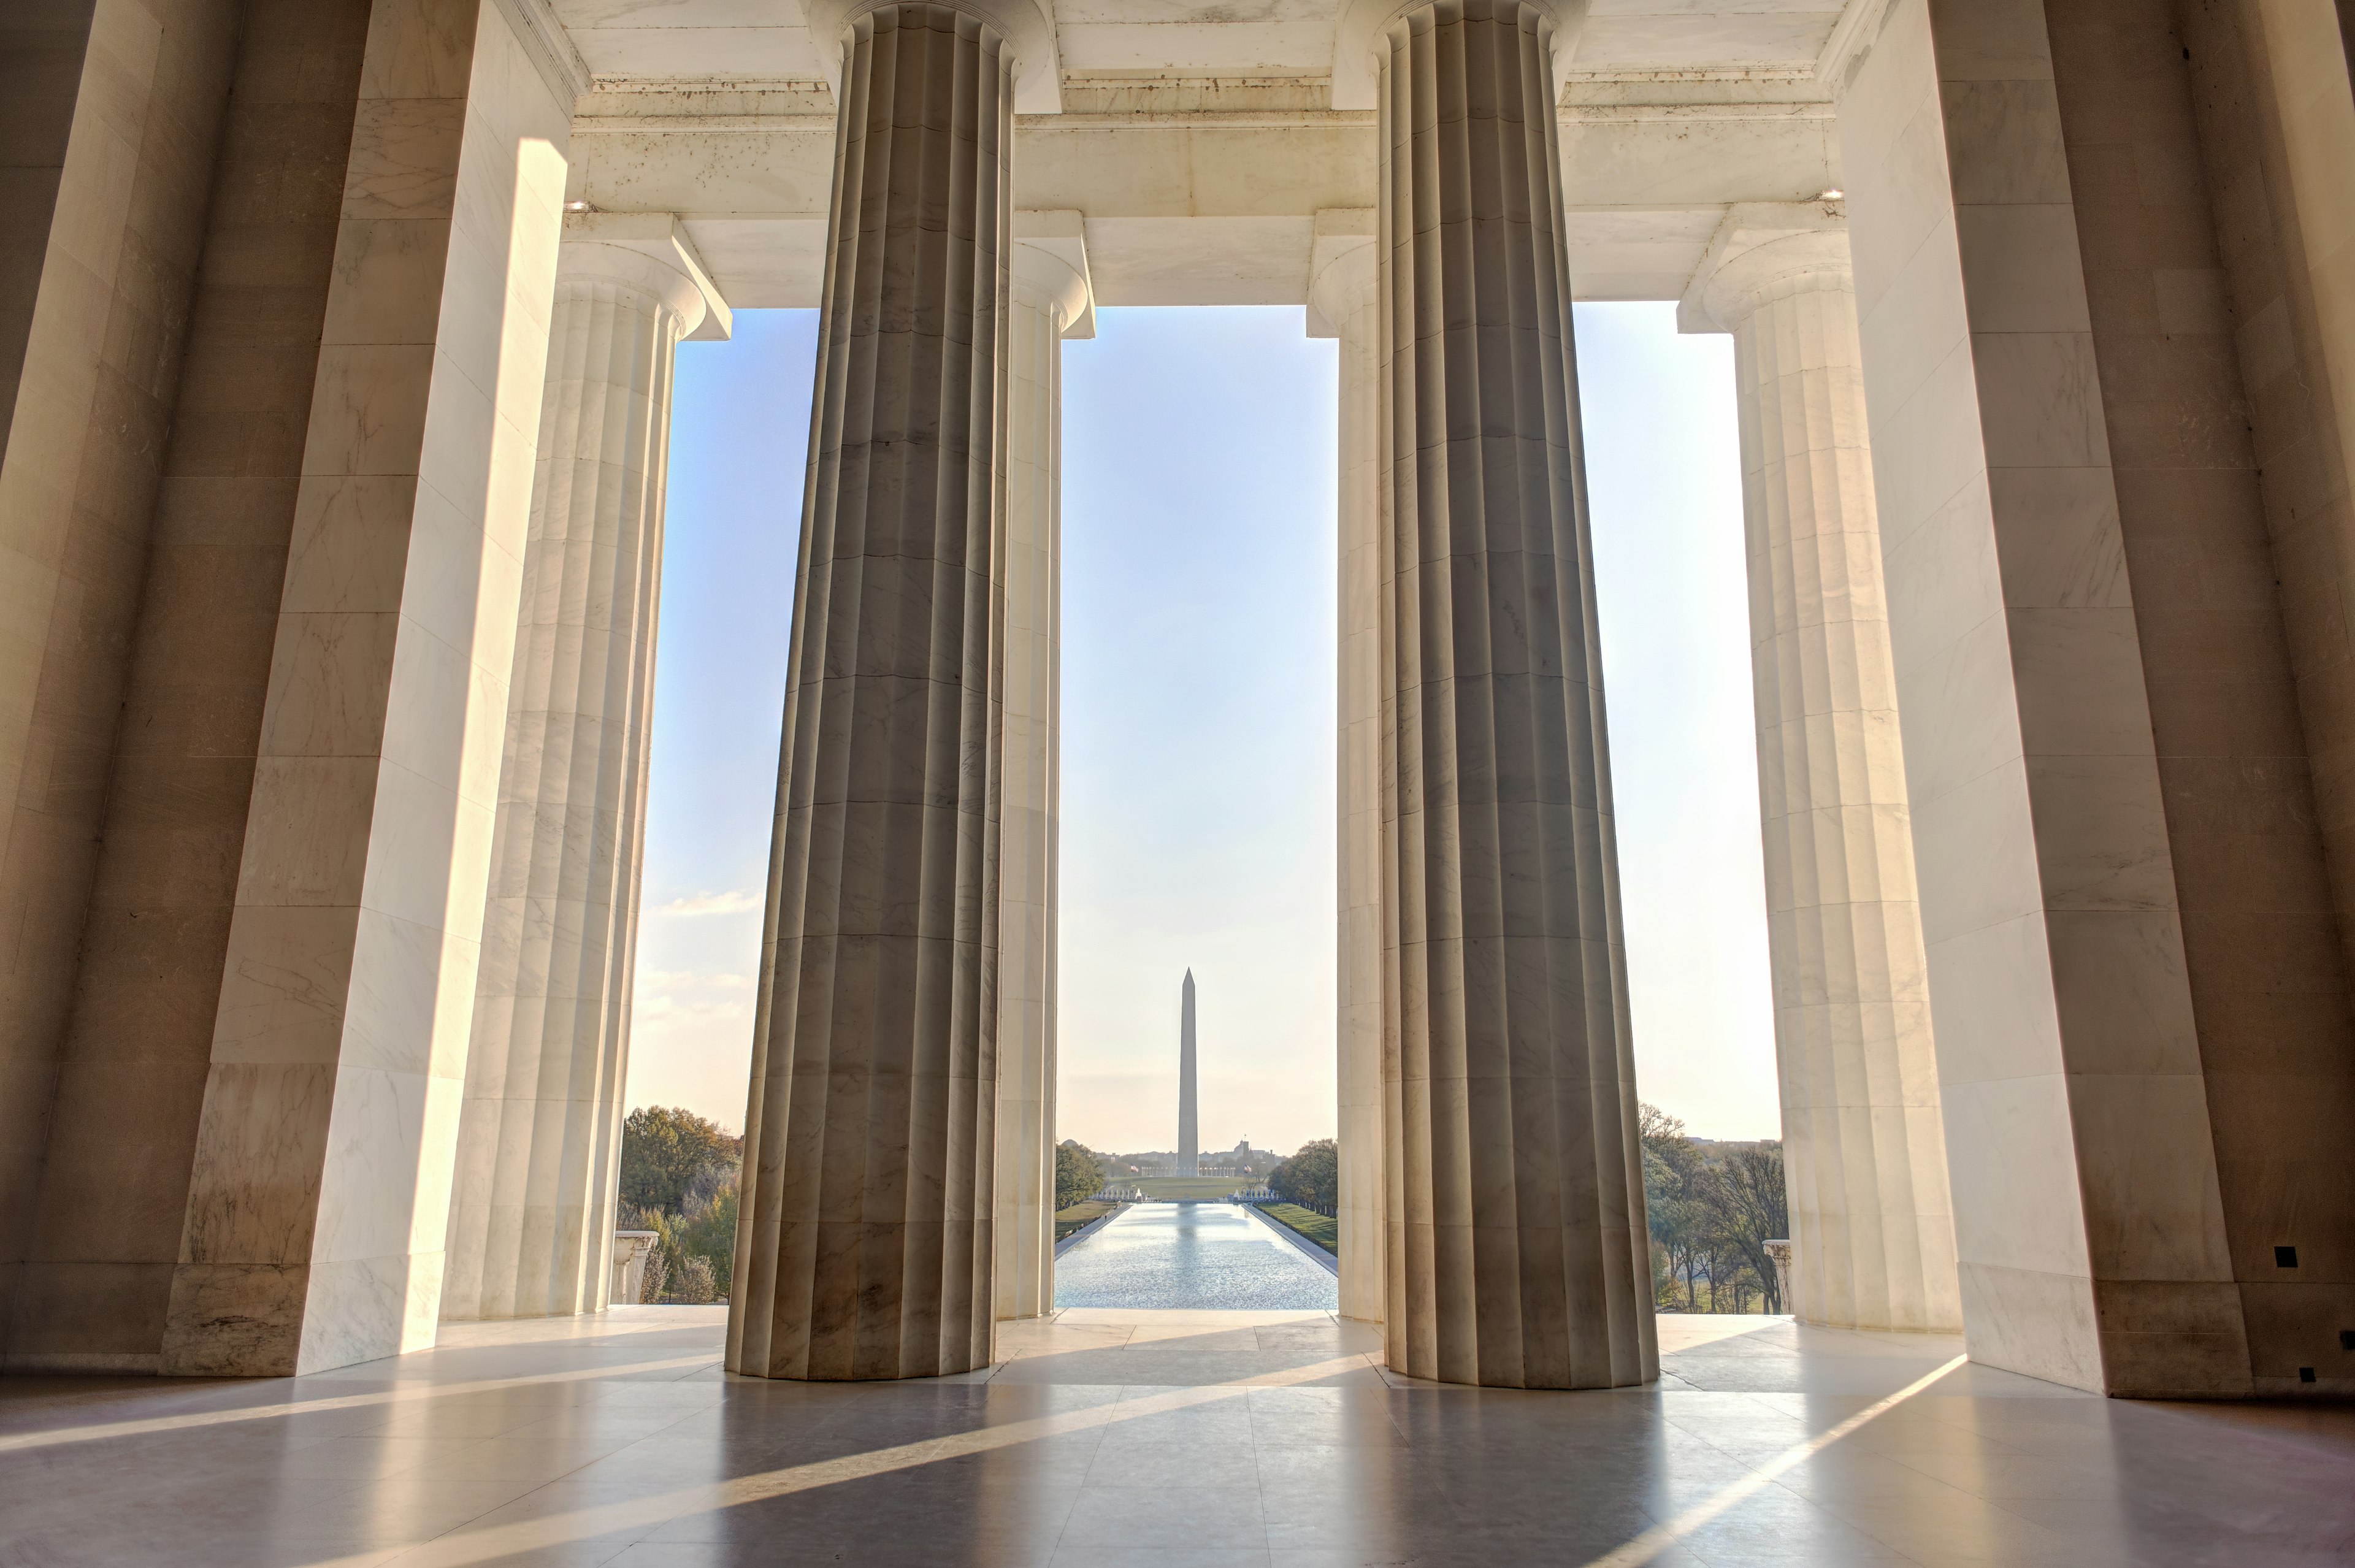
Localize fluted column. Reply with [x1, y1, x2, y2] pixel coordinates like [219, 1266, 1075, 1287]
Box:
[1371, 0, 1655, 1390]
[729, 0, 1024, 1382]
[1680, 208, 1961, 1333]
[995, 220, 1089, 1322]
[443, 219, 726, 1323]
[1312, 220, 1387, 1325]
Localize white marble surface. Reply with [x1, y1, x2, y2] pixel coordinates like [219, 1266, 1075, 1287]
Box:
[444, 219, 722, 1323]
[563, 64, 1850, 316]
[0, 0, 239, 1367]
[993, 221, 1086, 1323]
[1834, 0, 2239, 1396]
[1311, 215, 1385, 1330]
[161, 0, 572, 1377]
[1682, 210, 1961, 1335]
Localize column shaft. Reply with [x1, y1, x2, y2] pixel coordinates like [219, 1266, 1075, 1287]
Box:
[1715, 258, 1960, 1333]
[443, 248, 704, 1321]
[1376, 0, 1655, 1390]
[994, 244, 1073, 1322]
[730, 2, 1012, 1381]
[1318, 239, 1387, 1325]
[157, 0, 574, 1376]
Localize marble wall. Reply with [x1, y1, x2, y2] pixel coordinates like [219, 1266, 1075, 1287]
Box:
[0, 0, 242, 1366]
[2169, 0, 2355, 1394]
[2042, 0, 2354, 1397]
[159, 0, 573, 1377]
[8, 0, 377, 1374]
[1829, 0, 2355, 1396]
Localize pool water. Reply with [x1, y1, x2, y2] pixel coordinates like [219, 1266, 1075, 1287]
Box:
[1053, 1202, 1339, 1310]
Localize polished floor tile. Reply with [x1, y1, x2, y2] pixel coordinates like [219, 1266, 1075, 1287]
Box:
[0, 1309, 2348, 1566]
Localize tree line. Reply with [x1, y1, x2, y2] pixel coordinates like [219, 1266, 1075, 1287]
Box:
[615, 1107, 1786, 1315]
[1640, 1103, 1788, 1314]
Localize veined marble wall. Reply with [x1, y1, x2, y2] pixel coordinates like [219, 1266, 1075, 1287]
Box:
[7, 0, 378, 1374]
[158, 0, 574, 1377]
[1836, 0, 2251, 1396]
[2156, 0, 2355, 1394]
[0, 0, 242, 1364]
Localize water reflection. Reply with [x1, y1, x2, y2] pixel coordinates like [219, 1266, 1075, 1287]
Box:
[1055, 1202, 1339, 1309]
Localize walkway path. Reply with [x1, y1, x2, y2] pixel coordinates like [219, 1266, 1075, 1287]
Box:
[4, 1309, 2351, 1564]
[1054, 1201, 1339, 1309]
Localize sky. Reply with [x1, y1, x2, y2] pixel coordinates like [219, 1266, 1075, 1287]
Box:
[621, 300, 1782, 1152]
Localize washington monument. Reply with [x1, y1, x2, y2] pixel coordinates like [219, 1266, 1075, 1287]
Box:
[1177, 970, 1198, 1176]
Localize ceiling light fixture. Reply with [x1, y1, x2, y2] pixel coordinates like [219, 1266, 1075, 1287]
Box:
[1819, 188, 1845, 201]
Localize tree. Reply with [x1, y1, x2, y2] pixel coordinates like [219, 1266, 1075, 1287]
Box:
[1055, 1141, 1104, 1212]
[619, 1106, 740, 1215]
[1271, 1138, 1338, 1210]
[673, 1169, 740, 1301]
[1693, 1141, 1789, 1314]
[670, 1254, 719, 1304]
[1639, 1104, 1704, 1311]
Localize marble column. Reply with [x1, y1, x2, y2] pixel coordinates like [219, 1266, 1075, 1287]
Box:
[1370, 0, 1655, 1390]
[155, 0, 575, 1377]
[442, 217, 729, 1323]
[729, 0, 1040, 1382]
[1679, 206, 1962, 1334]
[994, 216, 1089, 1323]
[1830, 0, 2254, 1396]
[1310, 214, 1387, 1326]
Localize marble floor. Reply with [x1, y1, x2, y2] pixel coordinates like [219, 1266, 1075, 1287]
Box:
[0, 1307, 2349, 1567]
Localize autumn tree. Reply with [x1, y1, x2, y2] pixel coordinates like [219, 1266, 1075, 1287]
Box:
[618, 1106, 740, 1217]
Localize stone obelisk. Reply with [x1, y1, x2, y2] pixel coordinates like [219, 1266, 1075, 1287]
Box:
[1178, 971, 1198, 1176]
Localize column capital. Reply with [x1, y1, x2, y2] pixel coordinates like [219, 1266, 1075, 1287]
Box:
[805, 0, 1062, 113]
[1013, 209, 1095, 339]
[1307, 208, 1377, 338]
[1330, 0, 1589, 111]
[558, 213, 732, 340]
[1677, 201, 1853, 336]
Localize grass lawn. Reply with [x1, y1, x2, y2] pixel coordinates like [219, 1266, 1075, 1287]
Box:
[1052, 1199, 1116, 1241]
[1123, 1177, 1255, 1200]
[1260, 1203, 1338, 1253]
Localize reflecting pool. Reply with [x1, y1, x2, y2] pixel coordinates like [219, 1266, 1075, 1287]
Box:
[1054, 1202, 1339, 1309]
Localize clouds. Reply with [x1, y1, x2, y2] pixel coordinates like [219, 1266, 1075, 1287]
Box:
[656, 889, 761, 917]
[645, 969, 752, 991]
[629, 966, 758, 1130]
